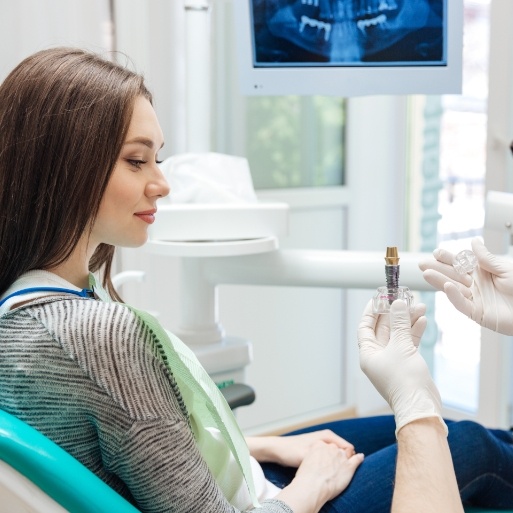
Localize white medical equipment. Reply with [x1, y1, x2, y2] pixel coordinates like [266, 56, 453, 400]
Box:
[142, 199, 433, 384]
[485, 190, 513, 255]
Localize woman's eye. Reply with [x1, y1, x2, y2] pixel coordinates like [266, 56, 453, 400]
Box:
[127, 159, 146, 169]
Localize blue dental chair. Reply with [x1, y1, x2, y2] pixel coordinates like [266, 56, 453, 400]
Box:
[0, 408, 140, 512]
[0, 407, 509, 513]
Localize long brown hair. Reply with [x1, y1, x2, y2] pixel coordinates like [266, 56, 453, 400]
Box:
[0, 47, 153, 299]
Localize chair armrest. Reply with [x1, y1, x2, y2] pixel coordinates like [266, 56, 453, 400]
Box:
[220, 383, 256, 409]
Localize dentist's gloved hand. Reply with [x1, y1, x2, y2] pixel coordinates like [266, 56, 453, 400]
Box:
[419, 237, 513, 335]
[358, 300, 447, 437]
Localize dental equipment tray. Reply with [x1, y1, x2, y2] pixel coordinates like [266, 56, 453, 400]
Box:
[149, 203, 289, 242]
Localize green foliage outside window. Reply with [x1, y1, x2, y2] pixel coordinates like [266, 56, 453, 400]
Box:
[246, 96, 346, 190]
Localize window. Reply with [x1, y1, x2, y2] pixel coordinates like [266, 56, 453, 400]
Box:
[245, 96, 345, 189]
[212, 1, 345, 190]
[412, 0, 490, 413]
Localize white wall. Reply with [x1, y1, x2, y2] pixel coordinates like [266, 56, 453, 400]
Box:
[0, 0, 111, 82]
[113, 0, 188, 158]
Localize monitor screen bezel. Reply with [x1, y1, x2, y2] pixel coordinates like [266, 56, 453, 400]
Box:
[233, 0, 463, 96]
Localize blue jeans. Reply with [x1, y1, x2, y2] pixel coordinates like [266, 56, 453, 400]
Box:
[261, 415, 513, 512]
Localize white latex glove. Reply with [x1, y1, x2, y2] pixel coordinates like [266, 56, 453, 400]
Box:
[419, 237, 513, 335]
[358, 300, 447, 437]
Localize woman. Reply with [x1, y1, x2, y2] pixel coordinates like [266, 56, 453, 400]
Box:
[0, 47, 511, 513]
[0, 46, 360, 513]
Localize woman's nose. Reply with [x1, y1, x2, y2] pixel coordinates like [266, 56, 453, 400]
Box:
[148, 168, 171, 199]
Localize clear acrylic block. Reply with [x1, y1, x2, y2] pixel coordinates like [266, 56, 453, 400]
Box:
[372, 286, 415, 314]
[453, 249, 477, 274]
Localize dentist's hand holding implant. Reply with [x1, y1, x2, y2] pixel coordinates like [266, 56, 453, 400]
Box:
[358, 300, 464, 512]
[357, 300, 447, 436]
[419, 237, 513, 336]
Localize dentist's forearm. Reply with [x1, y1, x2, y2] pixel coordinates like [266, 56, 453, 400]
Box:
[393, 418, 464, 513]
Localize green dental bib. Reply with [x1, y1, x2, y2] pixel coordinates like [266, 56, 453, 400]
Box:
[91, 276, 260, 509]
[125, 305, 259, 507]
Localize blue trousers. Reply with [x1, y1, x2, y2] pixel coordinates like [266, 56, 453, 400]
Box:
[261, 415, 513, 512]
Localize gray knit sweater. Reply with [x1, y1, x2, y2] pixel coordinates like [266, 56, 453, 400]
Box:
[0, 295, 292, 513]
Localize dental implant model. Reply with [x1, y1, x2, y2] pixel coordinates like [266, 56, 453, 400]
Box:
[372, 246, 414, 313]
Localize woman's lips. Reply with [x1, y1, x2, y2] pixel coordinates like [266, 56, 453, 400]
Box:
[134, 210, 156, 224]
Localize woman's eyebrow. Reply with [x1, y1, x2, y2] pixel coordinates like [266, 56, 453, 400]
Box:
[124, 137, 164, 150]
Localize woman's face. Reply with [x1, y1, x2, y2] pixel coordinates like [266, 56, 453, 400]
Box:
[91, 96, 170, 249]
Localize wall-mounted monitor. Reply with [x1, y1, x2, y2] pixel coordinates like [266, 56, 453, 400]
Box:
[233, 0, 463, 96]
